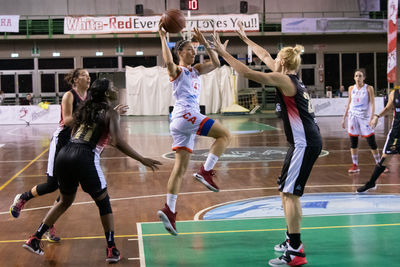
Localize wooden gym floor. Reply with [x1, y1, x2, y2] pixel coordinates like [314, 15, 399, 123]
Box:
[0, 114, 399, 266]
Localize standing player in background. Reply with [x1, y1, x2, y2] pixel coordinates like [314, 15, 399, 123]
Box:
[216, 26, 321, 266]
[157, 23, 231, 236]
[22, 78, 161, 262]
[10, 68, 90, 242]
[357, 88, 400, 192]
[342, 69, 383, 173]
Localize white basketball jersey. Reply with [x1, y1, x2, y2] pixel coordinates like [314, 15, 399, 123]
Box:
[171, 66, 201, 117]
[349, 84, 370, 118]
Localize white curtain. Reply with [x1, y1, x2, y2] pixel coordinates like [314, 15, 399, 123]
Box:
[125, 65, 235, 115]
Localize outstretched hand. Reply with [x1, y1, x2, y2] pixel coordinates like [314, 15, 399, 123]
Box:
[158, 20, 167, 39]
[114, 104, 129, 115]
[210, 32, 229, 55]
[140, 157, 162, 171]
[236, 21, 247, 40]
[193, 28, 208, 47]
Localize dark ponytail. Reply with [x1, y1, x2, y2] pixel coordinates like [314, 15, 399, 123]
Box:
[72, 78, 110, 132]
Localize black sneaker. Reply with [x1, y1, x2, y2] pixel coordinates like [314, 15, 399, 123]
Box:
[106, 246, 120, 263]
[23, 236, 44, 256]
[356, 182, 377, 193]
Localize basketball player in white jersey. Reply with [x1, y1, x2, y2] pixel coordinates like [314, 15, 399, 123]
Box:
[342, 69, 382, 173]
[157, 24, 231, 235]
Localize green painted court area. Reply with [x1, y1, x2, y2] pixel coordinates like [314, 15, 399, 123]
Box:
[138, 213, 400, 266]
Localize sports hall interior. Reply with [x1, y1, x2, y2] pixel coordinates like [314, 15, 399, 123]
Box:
[0, 0, 399, 266]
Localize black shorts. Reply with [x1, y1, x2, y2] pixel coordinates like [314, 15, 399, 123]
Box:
[55, 142, 107, 195]
[383, 127, 400, 154]
[278, 145, 321, 196]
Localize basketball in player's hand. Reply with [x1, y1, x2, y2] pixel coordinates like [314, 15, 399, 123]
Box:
[160, 9, 186, 33]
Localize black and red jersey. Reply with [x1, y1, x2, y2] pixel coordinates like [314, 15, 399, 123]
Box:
[276, 74, 322, 147]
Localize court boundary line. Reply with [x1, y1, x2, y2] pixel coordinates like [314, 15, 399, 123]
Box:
[138, 216, 400, 238]
[0, 147, 49, 191]
[1, 185, 400, 216]
[137, 222, 146, 267]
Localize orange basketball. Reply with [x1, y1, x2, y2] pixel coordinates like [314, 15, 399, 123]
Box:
[161, 9, 186, 33]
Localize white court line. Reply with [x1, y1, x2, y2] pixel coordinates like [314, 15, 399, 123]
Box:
[128, 258, 140, 260]
[128, 238, 138, 241]
[1, 184, 400, 216]
[137, 222, 146, 267]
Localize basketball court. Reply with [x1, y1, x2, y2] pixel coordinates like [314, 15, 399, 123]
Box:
[0, 114, 399, 266]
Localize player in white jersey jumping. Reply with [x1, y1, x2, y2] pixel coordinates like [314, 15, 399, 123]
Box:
[157, 24, 231, 236]
[342, 69, 382, 173]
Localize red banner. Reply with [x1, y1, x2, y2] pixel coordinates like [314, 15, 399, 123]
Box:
[387, 0, 398, 83]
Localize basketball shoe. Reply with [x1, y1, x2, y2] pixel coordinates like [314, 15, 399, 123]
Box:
[269, 244, 307, 266]
[356, 182, 377, 193]
[43, 225, 61, 242]
[10, 194, 26, 218]
[23, 236, 44, 256]
[193, 165, 219, 192]
[157, 203, 178, 236]
[106, 246, 120, 263]
[348, 164, 360, 173]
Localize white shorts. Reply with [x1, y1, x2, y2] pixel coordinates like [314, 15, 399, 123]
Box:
[170, 110, 215, 153]
[348, 114, 374, 137]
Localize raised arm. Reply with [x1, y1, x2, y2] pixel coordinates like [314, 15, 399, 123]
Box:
[236, 21, 276, 71]
[211, 33, 295, 97]
[370, 90, 395, 129]
[342, 86, 353, 129]
[159, 21, 179, 79]
[108, 109, 162, 171]
[193, 28, 220, 75]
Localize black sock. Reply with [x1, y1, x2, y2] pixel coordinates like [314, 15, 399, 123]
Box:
[369, 164, 386, 184]
[56, 195, 61, 202]
[20, 191, 34, 201]
[288, 233, 301, 249]
[105, 231, 115, 248]
[35, 223, 50, 239]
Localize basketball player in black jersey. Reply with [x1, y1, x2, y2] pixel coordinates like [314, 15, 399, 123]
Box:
[10, 68, 90, 242]
[212, 25, 322, 266]
[22, 78, 161, 262]
[357, 88, 400, 193]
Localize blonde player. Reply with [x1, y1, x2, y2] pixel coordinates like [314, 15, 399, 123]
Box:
[157, 24, 231, 235]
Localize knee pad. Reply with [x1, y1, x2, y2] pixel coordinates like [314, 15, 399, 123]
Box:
[95, 194, 112, 216]
[36, 175, 59, 196]
[350, 136, 358, 149]
[366, 135, 378, 150]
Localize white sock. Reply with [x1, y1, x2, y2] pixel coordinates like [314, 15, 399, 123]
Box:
[351, 155, 358, 165]
[166, 194, 177, 213]
[204, 153, 219, 171]
[373, 153, 381, 164]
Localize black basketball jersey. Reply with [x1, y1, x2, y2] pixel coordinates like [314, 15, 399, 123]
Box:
[276, 74, 322, 147]
[392, 89, 400, 132]
[71, 105, 110, 152]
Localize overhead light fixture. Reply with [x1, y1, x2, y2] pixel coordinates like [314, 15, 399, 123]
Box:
[96, 51, 104, 56]
[52, 52, 61, 57]
[136, 51, 144, 56]
[11, 53, 19, 58]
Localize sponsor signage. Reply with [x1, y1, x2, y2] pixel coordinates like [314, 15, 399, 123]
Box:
[282, 18, 386, 33]
[64, 14, 259, 34]
[0, 15, 20, 32]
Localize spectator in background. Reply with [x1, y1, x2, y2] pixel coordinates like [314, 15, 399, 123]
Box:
[20, 93, 33, 105]
[0, 90, 5, 105]
[339, 85, 348, 97]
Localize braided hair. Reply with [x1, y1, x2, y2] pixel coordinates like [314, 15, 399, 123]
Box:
[72, 78, 111, 133]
